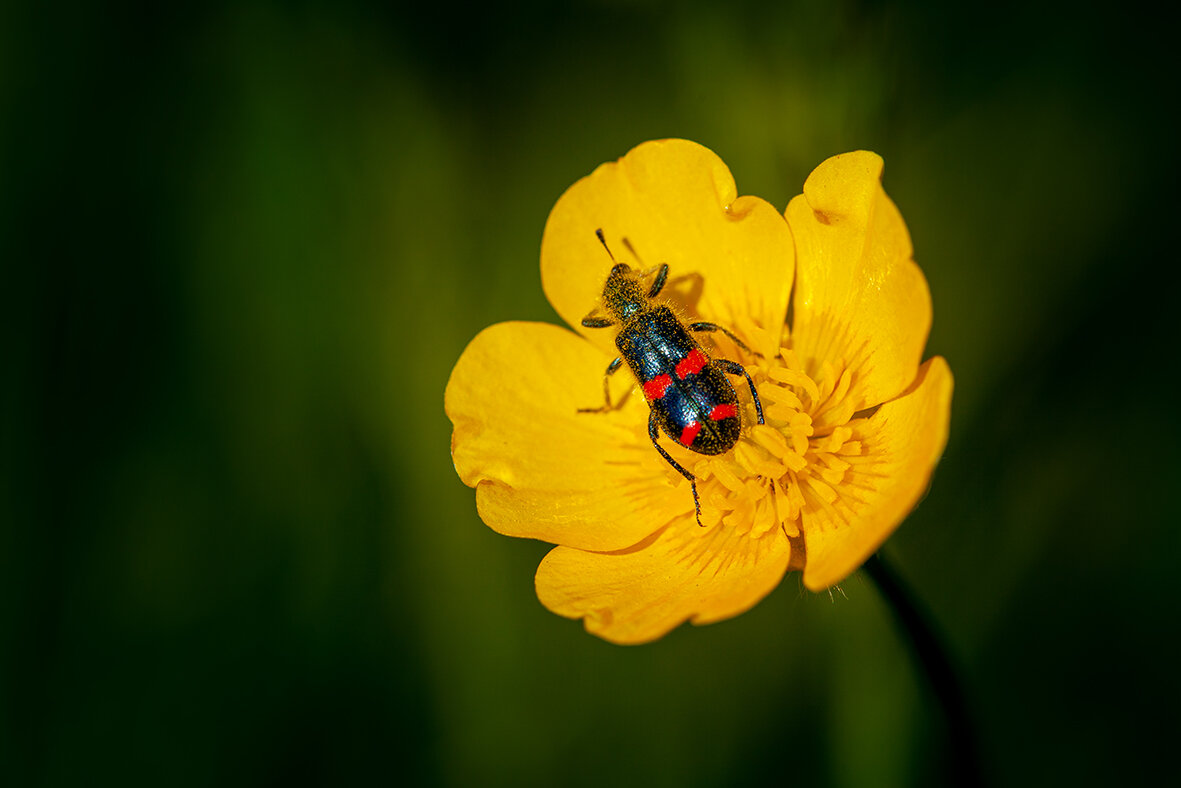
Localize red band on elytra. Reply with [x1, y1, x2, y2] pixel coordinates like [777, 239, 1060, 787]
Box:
[709, 403, 737, 421]
[675, 348, 708, 379]
[643, 374, 672, 400]
[679, 421, 702, 446]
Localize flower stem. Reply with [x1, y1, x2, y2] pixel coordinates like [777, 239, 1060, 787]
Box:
[863, 552, 983, 787]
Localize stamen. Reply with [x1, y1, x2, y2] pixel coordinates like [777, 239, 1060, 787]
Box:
[686, 320, 870, 542]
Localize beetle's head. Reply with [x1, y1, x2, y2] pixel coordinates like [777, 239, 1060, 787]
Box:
[601, 262, 646, 321]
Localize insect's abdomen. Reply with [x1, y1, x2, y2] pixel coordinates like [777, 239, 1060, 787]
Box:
[617, 307, 742, 456]
[657, 367, 741, 454]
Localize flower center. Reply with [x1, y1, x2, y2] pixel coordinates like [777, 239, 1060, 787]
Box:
[688, 320, 866, 539]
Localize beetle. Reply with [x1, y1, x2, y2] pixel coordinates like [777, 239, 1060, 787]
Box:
[579, 228, 765, 526]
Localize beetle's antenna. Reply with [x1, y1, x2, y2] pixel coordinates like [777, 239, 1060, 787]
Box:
[594, 228, 616, 261]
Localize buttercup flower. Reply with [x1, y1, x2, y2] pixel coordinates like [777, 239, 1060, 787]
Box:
[446, 140, 952, 644]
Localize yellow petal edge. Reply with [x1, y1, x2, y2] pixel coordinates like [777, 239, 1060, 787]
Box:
[446, 321, 689, 552]
[787, 151, 933, 411]
[801, 356, 953, 590]
[536, 520, 792, 644]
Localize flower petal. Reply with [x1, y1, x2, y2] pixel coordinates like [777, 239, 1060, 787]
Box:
[536, 521, 792, 644]
[786, 151, 933, 410]
[542, 139, 793, 358]
[800, 357, 953, 590]
[445, 321, 691, 552]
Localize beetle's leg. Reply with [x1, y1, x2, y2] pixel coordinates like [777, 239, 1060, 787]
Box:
[689, 321, 752, 354]
[582, 315, 614, 329]
[645, 262, 669, 298]
[649, 410, 704, 527]
[577, 357, 624, 413]
[715, 358, 765, 425]
[617, 236, 668, 298]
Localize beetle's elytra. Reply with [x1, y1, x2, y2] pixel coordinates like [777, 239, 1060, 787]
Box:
[579, 229, 764, 526]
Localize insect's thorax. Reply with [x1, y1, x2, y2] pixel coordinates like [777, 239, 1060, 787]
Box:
[615, 306, 695, 381]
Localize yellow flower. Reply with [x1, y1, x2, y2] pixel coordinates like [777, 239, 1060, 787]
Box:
[445, 140, 952, 644]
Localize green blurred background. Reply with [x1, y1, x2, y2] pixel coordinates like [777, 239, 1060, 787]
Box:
[4, 0, 1178, 785]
